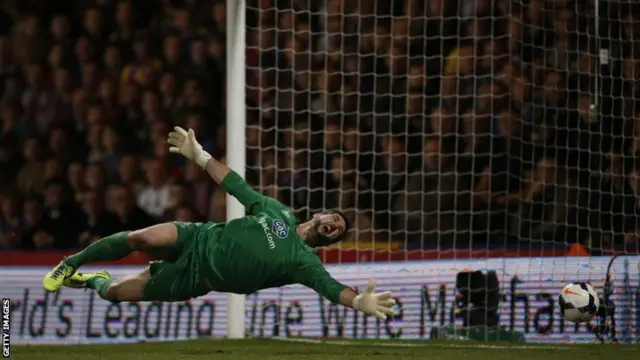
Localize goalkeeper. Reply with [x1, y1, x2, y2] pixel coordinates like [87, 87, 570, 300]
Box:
[42, 127, 395, 320]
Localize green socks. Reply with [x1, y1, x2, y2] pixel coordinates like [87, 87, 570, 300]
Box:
[64, 231, 131, 303]
[65, 231, 132, 269]
[87, 276, 114, 300]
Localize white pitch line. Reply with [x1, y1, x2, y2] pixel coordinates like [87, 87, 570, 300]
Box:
[272, 337, 577, 350]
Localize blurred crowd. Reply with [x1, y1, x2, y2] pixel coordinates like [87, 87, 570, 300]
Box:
[1, 0, 639, 253]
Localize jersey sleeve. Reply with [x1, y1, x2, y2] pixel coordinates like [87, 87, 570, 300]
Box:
[220, 171, 294, 221]
[292, 259, 348, 304]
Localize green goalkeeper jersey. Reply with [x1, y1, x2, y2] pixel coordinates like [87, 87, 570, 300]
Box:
[201, 171, 348, 303]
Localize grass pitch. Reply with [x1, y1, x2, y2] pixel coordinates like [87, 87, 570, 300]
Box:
[13, 338, 639, 360]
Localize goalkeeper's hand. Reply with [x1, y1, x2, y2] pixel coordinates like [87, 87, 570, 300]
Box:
[352, 280, 396, 321]
[167, 126, 212, 169]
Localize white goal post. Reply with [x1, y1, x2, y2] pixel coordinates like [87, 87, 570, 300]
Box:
[226, 0, 247, 339]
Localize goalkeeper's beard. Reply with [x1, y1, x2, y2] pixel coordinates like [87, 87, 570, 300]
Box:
[302, 218, 322, 246]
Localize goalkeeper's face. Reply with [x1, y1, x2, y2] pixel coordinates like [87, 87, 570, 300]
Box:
[302, 211, 348, 247]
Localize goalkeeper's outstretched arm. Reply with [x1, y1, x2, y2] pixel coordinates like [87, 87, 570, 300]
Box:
[295, 264, 396, 320]
[167, 126, 270, 213]
[203, 157, 230, 184]
[203, 155, 276, 214]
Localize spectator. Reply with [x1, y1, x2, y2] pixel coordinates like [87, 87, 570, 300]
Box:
[207, 32, 225, 70]
[22, 63, 54, 132]
[86, 123, 105, 163]
[169, 7, 195, 38]
[211, 1, 226, 35]
[66, 161, 86, 202]
[121, 33, 161, 87]
[50, 14, 71, 43]
[1, 99, 25, 141]
[370, 130, 413, 235]
[48, 127, 71, 164]
[158, 71, 180, 117]
[118, 82, 143, 126]
[43, 157, 64, 182]
[103, 44, 123, 82]
[188, 37, 211, 81]
[100, 125, 124, 180]
[80, 60, 101, 95]
[71, 88, 86, 128]
[41, 179, 84, 249]
[164, 180, 192, 220]
[21, 195, 49, 249]
[0, 36, 16, 95]
[137, 158, 170, 219]
[47, 43, 69, 71]
[0, 195, 22, 248]
[141, 89, 163, 123]
[184, 161, 212, 219]
[109, 183, 154, 232]
[111, 0, 136, 46]
[118, 154, 144, 195]
[51, 67, 74, 124]
[83, 7, 106, 48]
[74, 36, 96, 66]
[13, 15, 47, 64]
[79, 189, 118, 247]
[84, 163, 108, 192]
[16, 137, 45, 195]
[98, 77, 119, 116]
[162, 33, 184, 74]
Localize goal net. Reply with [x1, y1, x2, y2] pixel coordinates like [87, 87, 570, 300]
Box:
[243, 0, 639, 343]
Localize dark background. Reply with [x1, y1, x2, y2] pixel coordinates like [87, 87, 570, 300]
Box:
[0, 0, 639, 255]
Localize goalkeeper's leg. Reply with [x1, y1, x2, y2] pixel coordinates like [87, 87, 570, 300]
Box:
[78, 261, 202, 303]
[67, 268, 151, 302]
[42, 223, 179, 292]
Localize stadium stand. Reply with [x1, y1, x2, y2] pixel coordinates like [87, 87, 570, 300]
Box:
[0, 0, 638, 259]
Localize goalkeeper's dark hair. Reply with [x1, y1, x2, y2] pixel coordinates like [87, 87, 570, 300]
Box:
[314, 209, 351, 247]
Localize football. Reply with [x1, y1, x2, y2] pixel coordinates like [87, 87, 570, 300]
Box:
[558, 282, 600, 323]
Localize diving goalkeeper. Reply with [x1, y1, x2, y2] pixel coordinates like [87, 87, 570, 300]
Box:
[42, 127, 396, 320]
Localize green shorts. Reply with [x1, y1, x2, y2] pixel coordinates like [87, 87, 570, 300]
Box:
[142, 222, 214, 302]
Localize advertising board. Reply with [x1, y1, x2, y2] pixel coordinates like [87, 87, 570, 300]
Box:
[1, 256, 638, 344]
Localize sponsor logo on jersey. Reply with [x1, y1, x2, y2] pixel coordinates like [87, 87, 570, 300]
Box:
[258, 217, 276, 250]
[271, 220, 289, 239]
